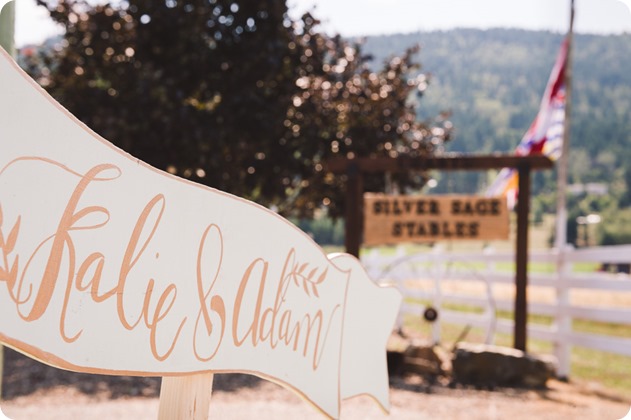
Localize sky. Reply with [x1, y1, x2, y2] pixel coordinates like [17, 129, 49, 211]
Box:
[7, 0, 631, 47]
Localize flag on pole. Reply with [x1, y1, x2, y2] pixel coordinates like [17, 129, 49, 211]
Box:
[487, 38, 569, 206]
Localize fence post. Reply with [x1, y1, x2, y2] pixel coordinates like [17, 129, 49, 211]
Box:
[554, 245, 572, 379]
[392, 246, 407, 332]
[482, 247, 497, 345]
[431, 245, 444, 345]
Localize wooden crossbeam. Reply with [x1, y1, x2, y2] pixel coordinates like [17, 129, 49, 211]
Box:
[325, 154, 553, 353]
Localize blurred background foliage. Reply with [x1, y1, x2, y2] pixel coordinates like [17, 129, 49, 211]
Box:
[22, 0, 452, 219]
[18, 4, 631, 247]
[364, 30, 631, 201]
[363, 30, 631, 247]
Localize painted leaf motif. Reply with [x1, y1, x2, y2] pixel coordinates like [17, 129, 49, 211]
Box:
[316, 268, 328, 285]
[297, 262, 308, 275]
[292, 271, 300, 287]
[302, 278, 310, 296]
[310, 268, 328, 298]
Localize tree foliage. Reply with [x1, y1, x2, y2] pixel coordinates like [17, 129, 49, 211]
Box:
[28, 0, 451, 218]
[364, 29, 631, 200]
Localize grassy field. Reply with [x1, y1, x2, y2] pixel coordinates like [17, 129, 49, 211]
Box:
[323, 214, 631, 397]
[402, 301, 631, 398]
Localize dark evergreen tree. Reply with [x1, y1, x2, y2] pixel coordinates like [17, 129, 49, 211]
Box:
[30, 0, 451, 217]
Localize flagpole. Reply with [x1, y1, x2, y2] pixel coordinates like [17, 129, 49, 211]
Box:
[554, 0, 574, 380]
[554, 0, 574, 250]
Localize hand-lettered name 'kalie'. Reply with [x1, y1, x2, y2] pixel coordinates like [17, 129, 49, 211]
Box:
[0, 159, 338, 371]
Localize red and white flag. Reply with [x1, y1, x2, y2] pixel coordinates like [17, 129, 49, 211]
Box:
[487, 37, 569, 206]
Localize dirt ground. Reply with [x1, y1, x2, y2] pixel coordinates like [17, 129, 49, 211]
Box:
[1, 348, 629, 420]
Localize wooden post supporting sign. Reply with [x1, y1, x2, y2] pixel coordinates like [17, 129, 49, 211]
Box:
[158, 373, 214, 420]
[514, 163, 531, 351]
[345, 161, 363, 258]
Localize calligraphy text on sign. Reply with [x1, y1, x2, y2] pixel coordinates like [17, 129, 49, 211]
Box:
[0, 158, 342, 369]
[0, 48, 402, 419]
[363, 194, 510, 245]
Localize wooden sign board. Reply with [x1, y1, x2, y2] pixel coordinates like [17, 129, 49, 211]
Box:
[364, 193, 510, 246]
[0, 48, 401, 419]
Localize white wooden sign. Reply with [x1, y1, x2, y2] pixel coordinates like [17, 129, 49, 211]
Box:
[0, 48, 401, 419]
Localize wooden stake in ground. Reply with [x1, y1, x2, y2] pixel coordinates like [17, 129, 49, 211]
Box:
[158, 373, 214, 420]
[0, 345, 3, 400]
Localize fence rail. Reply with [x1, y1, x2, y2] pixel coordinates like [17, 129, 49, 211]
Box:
[361, 244, 631, 377]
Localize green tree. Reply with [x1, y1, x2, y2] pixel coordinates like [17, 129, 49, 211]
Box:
[30, 0, 450, 217]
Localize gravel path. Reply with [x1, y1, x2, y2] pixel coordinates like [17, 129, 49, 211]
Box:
[1, 348, 629, 420]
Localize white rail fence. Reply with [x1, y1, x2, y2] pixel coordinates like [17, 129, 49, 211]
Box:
[361, 244, 631, 377]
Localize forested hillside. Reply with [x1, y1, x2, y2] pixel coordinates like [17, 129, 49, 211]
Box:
[20, 26, 631, 245]
[362, 29, 631, 203]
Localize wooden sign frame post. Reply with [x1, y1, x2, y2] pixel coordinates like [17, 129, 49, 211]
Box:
[326, 154, 553, 352]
